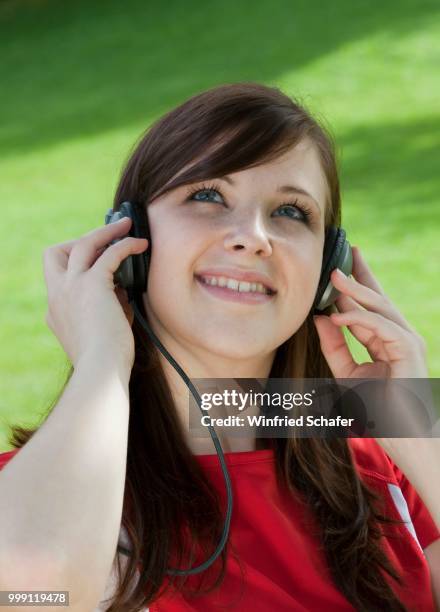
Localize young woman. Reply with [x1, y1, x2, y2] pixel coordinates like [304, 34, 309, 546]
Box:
[0, 83, 438, 612]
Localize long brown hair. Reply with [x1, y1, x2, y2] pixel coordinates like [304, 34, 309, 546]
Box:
[10, 83, 406, 611]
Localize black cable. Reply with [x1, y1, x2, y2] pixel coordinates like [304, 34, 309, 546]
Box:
[128, 292, 233, 576]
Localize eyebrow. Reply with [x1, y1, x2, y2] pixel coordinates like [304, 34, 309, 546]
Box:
[218, 175, 322, 216]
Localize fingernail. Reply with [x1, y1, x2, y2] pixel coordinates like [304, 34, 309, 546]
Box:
[335, 268, 346, 278]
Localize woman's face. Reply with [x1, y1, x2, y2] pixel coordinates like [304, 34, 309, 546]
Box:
[143, 138, 328, 362]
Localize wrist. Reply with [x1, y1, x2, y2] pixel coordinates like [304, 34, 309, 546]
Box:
[74, 349, 133, 389]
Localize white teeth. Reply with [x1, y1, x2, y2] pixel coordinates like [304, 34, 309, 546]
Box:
[227, 278, 239, 290]
[199, 275, 271, 294]
[238, 281, 251, 292]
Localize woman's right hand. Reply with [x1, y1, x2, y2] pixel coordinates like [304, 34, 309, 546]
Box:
[43, 217, 148, 371]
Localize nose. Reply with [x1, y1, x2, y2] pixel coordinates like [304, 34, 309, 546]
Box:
[223, 211, 273, 257]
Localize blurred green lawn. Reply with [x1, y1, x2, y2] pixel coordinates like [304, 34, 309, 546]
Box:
[0, 0, 439, 450]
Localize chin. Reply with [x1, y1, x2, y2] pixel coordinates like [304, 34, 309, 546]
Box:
[197, 334, 272, 361]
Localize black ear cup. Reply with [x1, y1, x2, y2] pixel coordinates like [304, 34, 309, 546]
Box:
[104, 201, 150, 294]
[313, 226, 353, 313]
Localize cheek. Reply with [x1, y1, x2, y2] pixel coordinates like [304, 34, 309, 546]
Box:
[147, 215, 208, 279]
[148, 245, 183, 297]
[145, 226, 199, 313]
[283, 242, 323, 295]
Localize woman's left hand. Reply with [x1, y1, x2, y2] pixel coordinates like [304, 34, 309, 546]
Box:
[313, 246, 437, 473]
[313, 245, 429, 380]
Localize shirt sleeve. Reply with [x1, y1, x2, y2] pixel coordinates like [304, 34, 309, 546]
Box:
[0, 449, 20, 471]
[391, 459, 440, 550]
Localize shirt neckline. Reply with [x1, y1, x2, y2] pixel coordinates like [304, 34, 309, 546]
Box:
[195, 447, 275, 468]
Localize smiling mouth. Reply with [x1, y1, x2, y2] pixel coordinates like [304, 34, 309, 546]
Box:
[194, 275, 276, 304]
[194, 274, 276, 295]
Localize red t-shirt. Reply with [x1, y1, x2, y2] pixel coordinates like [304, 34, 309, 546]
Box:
[0, 438, 438, 611]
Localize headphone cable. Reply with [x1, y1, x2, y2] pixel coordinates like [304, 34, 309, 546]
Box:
[128, 292, 233, 576]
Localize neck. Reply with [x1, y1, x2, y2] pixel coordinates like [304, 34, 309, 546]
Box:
[157, 341, 275, 455]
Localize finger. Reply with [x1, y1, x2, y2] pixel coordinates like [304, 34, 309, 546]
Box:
[331, 265, 415, 334]
[314, 315, 358, 378]
[334, 295, 388, 362]
[42, 240, 79, 306]
[88, 245, 107, 268]
[335, 294, 374, 343]
[351, 246, 387, 295]
[68, 217, 132, 275]
[335, 293, 366, 314]
[91, 235, 148, 284]
[43, 239, 78, 276]
[330, 309, 414, 362]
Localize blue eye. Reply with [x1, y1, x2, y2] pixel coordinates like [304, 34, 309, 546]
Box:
[185, 183, 313, 225]
[275, 203, 308, 221]
[190, 188, 224, 204]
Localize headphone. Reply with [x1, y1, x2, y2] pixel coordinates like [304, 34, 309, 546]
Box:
[105, 200, 353, 575]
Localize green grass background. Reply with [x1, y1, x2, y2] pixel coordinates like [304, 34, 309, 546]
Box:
[0, 0, 439, 451]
